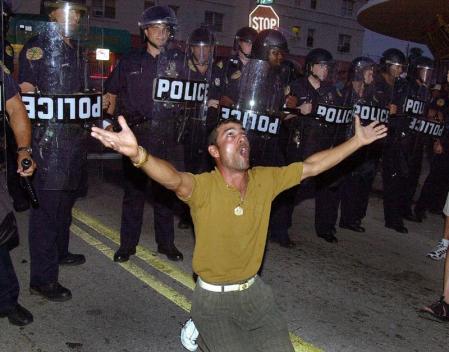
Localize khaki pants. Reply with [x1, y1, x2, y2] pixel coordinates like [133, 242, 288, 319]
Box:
[191, 276, 294, 352]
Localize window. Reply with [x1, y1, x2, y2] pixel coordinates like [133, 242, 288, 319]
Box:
[307, 28, 315, 48]
[310, 0, 317, 9]
[337, 34, 351, 53]
[341, 0, 355, 16]
[144, 0, 155, 9]
[92, 0, 116, 19]
[205, 11, 224, 32]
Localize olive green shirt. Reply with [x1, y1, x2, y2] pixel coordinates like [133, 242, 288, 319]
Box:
[182, 162, 303, 284]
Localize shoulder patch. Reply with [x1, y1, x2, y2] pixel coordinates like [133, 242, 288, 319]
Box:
[216, 61, 223, 69]
[0, 61, 10, 74]
[26, 47, 43, 61]
[437, 98, 445, 107]
[231, 70, 241, 80]
[5, 45, 13, 57]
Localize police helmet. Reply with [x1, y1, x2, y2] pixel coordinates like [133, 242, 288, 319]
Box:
[138, 5, 177, 30]
[251, 29, 289, 61]
[189, 27, 215, 47]
[2, 1, 12, 18]
[350, 56, 375, 81]
[380, 48, 406, 68]
[305, 48, 333, 74]
[234, 26, 257, 45]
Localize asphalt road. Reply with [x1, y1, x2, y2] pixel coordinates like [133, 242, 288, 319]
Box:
[0, 159, 447, 352]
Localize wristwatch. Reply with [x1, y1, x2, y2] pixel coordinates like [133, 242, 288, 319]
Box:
[17, 146, 32, 154]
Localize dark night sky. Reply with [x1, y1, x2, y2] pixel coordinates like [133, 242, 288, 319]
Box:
[362, 29, 433, 60]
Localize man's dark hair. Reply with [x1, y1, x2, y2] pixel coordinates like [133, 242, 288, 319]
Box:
[207, 118, 243, 146]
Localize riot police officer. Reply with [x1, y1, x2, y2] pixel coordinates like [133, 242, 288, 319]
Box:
[339, 57, 388, 231]
[0, 35, 36, 325]
[176, 27, 222, 229]
[1, 2, 29, 212]
[400, 56, 436, 222]
[235, 29, 297, 247]
[218, 26, 257, 108]
[18, 0, 93, 301]
[286, 48, 350, 243]
[104, 5, 184, 262]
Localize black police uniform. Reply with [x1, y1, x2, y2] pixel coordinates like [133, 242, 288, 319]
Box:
[182, 58, 223, 174]
[339, 79, 389, 227]
[414, 99, 449, 215]
[105, 47, 184, 256]
[2, 40, 29, 211]
[382, 78, 429, 229]
[286, 77, 348, 238]
[19, 33, 88, 287]
[0, 67, 22, 314]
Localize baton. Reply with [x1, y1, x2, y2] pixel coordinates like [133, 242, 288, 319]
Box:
[21, 159, 39, 208]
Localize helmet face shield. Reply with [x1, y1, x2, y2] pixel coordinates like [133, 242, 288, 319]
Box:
[45, 2, 88, 39]
[190, 44, 212, 65]
[385, 61, 407, 78]
[417, 66, 434, 86]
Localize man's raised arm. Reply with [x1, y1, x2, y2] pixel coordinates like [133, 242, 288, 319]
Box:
[91, 116, 194, 199]
[301, 117, 387, 181]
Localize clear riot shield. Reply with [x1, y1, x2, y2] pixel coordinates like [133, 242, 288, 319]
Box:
[18, 2, 102, 191]
[151, 45, 188, 168]
[219, 58, 283, 137]
[180, 31, 216, 172]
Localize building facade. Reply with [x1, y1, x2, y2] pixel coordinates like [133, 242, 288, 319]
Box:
[11, 0, 367, 62]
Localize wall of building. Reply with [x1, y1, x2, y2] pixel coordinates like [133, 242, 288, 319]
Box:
[11, 0, 367, 62]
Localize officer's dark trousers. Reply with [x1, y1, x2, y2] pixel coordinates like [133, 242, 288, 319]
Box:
[415, 151, 449, 213]
[382, 133, 410, 227]
[0, 245, 19, 312]
[248, 133, 290, 242]
[119, 157, 177, 250]
[28, 189, 76, 286]
[401, 136, 424, 216]
[119, 120, 183, 251]
[340, 149, 379, 225]
[315, 172, 342, 235]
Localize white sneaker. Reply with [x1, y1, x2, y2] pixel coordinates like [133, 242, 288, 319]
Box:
[180, 318, 198, 351]
[427, 240, 448, 261]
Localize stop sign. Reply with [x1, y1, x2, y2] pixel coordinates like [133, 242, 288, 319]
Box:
[249, 5, 280, 32]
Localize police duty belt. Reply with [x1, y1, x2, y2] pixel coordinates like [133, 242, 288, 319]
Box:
[21, 93, 102, 123]
[409, 117, 445, 137]
[153, 77, 209, 105]
[219, 106, 281, 136]
[353, 104, 389, 124]
[315, 104, 353, 124]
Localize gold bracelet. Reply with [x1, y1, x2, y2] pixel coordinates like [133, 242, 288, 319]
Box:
[132, 146, 149, 168]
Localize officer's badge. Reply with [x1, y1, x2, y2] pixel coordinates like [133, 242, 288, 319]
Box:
[231, 70, 241, 80]
[188, 59, 197, 72]
[165, 61, 178, 77]
[26, 47, 43, 61]
[437, 98, 445, 107]
[373, 96, 379, 103]
[0, 61, 10, 75]
[5, 45, 13, 57]
[217, 61, 223, 69]
[214, 77, 221, 86]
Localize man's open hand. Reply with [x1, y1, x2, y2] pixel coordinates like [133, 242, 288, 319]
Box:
[91, 115, 140, 161]
[354, 116, 388, 147]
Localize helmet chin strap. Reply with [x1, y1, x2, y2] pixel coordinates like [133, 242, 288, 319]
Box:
[239, 45, 251, 59]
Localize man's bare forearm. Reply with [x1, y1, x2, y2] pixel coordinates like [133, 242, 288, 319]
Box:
[301, 136, 362, 180]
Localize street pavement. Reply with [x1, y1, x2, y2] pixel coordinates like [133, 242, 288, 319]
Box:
[0, 158, 447, 352]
